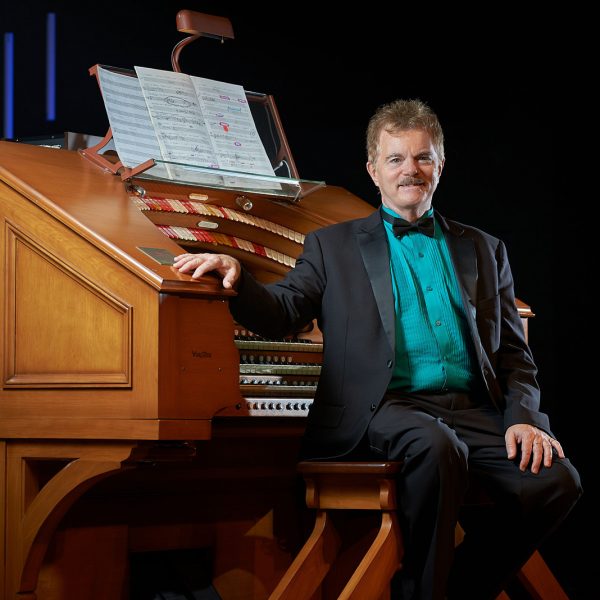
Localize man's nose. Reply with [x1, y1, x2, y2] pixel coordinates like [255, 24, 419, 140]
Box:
[401, 157, 419, 175]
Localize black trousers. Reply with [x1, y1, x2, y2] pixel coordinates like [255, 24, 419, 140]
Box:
[360, 391, 582, 600]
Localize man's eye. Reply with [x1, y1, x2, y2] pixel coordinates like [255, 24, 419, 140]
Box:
[418, 156, 433, 163]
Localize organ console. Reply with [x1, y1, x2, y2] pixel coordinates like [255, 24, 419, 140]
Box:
[0, 10, 559, 600]
[0, 123, 374, 598]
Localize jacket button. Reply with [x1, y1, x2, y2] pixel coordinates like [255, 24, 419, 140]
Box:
[387, 360, 393, 368]
[370, 403, 377, 411]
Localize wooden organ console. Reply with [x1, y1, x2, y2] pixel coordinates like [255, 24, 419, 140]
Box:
[0, 138, 374, 599]
[0, 10, 560, 600]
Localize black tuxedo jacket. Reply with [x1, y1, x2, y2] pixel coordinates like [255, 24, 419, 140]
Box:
[230, 209, 550, 459]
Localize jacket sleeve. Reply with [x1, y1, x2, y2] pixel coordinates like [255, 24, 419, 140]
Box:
[494, 240, 550, 432]
[229, 231, 326, 339]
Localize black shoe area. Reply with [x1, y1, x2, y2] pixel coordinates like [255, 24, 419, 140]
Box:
[129, 548, 222, 600]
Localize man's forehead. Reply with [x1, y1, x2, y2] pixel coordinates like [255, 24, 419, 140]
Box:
[379, 128, 436, 153]
[381, 127, 433, 142]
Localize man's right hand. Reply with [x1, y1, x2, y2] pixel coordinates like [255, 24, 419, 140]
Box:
[173, 253, 241, 289]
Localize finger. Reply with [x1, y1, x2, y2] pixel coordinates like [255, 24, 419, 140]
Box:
[519, 438, 533, 472]
[173, 252, 198, 264]
[191, 256, 223, 279]
[543, 439, 554, 468]
[173, 254, 198, 268]
[505, 430, 517, 460]
[530, 438, 544, 474]
[552, 439, 565, 459]
[222, 268, 237, 288]
[174, 258, 196, 272]
[177, 258, 204, 273]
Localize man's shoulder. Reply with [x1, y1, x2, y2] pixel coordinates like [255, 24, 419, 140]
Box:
[440, 214, 502, 247]
[308, 211, 379, 241]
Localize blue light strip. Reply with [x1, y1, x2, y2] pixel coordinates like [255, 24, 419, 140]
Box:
[3, 32, 14, 139]
[46, 13, 56, 121]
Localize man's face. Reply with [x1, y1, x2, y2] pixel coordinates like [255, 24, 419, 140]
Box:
[366, 128, 444, 220]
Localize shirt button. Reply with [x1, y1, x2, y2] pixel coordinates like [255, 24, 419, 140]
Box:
[418, 252, 424, 257]
[435, 320, 442, 326]
[426, 286, 433, 291]
[387, 359, 393, 368]
[370, 403, 377, 411]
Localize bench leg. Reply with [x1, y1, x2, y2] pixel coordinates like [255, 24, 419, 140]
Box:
[338, 512, 403, 600]
[517, 550, 569, 600]
[269, 510, 340, 600]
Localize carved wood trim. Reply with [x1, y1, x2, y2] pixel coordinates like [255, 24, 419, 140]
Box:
[3, 223, 133, 387]
[4, 441, 137, 598]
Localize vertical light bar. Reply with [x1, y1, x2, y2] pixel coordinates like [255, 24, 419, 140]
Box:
[3, 32, 14, 139]
[46, 12, 56, 121]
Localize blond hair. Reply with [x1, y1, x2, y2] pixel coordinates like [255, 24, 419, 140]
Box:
[366, 99, 445, 163]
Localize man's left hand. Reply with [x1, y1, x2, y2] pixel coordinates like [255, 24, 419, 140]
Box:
[505, 424, 565, 474]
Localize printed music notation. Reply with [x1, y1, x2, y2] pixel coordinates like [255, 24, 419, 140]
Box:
[96, 65, 277, 189]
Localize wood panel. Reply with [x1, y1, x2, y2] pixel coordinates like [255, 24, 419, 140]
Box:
[4, 223, 132, 387]
[0, 174, 239, 431]
[37, 526, 129, 600]
[3, 441, 137, 599]
[2, 431, 305, 600]
[0, 178, 159, 421]
[157, 294, 242, 419]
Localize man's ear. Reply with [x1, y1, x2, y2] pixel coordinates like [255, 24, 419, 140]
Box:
[366, 161, 379, 186]
[437, 158, 445, 178]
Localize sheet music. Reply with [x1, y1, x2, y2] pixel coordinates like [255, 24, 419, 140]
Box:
[96, 67, 169, 179]
[97, 65, 280, 190]
[135, 67, 217, 166]
[191, 76, 276, 177]
[136, 67, 277, 189]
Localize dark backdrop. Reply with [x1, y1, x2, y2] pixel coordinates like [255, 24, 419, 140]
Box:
[1, 2, 594, 597]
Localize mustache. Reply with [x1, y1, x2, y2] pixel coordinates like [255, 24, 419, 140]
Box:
[399, 177, 425, 186]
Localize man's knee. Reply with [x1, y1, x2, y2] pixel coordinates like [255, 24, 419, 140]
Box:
[522, 458, 582, 519]
[402, 419, 469, 478]
[368, 409, 469, 480]
[429, 424, 468, 465]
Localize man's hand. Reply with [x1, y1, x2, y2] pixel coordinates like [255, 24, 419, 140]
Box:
[173, 253, 241, 289]
[505, 424, 565, 474]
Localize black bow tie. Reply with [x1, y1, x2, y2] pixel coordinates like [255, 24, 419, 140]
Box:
[381, 209, 435, 238]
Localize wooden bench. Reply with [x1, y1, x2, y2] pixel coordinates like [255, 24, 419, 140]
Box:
[270, 461, 569, 600]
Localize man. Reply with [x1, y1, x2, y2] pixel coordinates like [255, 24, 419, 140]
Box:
[173, 99, 581, 599]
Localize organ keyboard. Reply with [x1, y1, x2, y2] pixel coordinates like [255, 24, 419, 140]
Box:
[235, 328, 321, 416]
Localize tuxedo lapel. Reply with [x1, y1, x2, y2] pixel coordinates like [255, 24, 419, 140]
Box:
[437, 213, 482, 356]
[445, 234, 478, 308]
[356, 212, 395, 354]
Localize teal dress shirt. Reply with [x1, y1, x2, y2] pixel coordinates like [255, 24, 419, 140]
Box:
[382, 206, 476, 392]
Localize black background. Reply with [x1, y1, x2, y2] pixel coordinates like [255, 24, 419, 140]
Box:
[1, 2, 594, 597]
